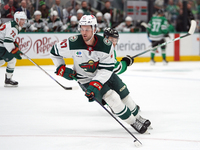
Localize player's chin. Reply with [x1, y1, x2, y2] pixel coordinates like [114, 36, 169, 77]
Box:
[83, 37, 89, 41]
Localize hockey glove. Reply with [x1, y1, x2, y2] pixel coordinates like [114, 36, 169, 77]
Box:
[165, 33, 170, 38]
[85, 80, 103, 102]
[55, 65, 76, 80]
[121, 55, 134, 66]
[11, 47, 23, 60]
[14, 41, 19, 48]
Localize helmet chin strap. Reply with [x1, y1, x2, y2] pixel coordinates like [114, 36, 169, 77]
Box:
[16, 20, 22, 31]
[87, 26, 95, 43]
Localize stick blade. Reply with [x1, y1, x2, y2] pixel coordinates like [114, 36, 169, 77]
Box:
[134, 140, 142, 147]
[188, 20, 196, 35]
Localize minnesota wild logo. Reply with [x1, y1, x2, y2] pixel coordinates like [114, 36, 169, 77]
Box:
[79, 60, 99, 73]
[69, 35, 78, 42]
[103, 38, 112, 46]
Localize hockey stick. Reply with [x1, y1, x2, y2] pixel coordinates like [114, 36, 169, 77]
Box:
[133, 20, 196, 59]
[71, 76, 142, 147]
[23, 53, 77, 90]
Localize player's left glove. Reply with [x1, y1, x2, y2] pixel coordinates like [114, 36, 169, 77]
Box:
[14, 41, 19, 48]
[85, 80, 103, 102]
[11, 43, 23, 60]
[121, 55, 134, 66]
[55, 65, 76, 80]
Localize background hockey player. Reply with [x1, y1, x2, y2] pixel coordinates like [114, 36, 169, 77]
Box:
[115, 16, 135, 32]
[65, 16, 78, 33]
[0, 11, 26, 87]
[50, 15, 150, 134]
[96, 12, 106, 32]
[147, 9, 169, 65]
[103, 28, 140, 111]
[47, 10, 67, 32]
[103, 28, 134, 75]
[28, 10, 49, 32]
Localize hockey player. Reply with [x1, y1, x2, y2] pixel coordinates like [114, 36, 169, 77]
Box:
[0, 11, 26, 87]
[65, 16, 78, 33]
[103, 28, 134, 74]
[50, 15, 150, 134]
[96, 12, 106, 32]
[28, 10, 49, 32]
[147, 9, 169, 65]
[47, 10, 67, 32]
[103, 28, 140, 111]
[115, 16, 135, 32]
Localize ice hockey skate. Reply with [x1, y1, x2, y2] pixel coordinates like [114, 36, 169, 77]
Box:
[137, 115, 151, 129]
[150, 59, 155, 65]
[4, 74, 18, 87]
[163, 59, 168, 65]
[131, 119, 148, 134]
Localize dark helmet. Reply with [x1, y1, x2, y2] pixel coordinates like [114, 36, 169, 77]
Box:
[157, 9, 165, 15]
[103, 28, 119, 39]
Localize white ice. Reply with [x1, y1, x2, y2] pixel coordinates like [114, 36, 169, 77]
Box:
[0, 61, 200, 150]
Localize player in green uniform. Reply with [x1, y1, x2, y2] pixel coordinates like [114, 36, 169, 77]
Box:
[0, 11, 26, 87]
[147, 9, 169, 65]
[50, 15, 150, 134]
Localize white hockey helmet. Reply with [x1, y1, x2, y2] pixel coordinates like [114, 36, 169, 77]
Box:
[34, 10, 41, 16]
[70, 16, 77, 22]
[51, 10, 58, 16]
[77, 9, 84, 14]
[104, 13, 111, 20]
[78, 15, 98, 32]
[14, 11, 27, 23]
[79, 15, 97, 26]
[96, 12, 103, 17]
[125, 16, 132, 21]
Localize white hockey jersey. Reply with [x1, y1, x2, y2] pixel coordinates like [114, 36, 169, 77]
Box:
[28, 18, 49, 32]
[47, 17, 67, 32]
[115, 22, 134, 32]
[0, 21, 19, 52]
[50, 34, 115, 84]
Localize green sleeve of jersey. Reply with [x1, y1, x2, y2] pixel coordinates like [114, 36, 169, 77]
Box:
[114, 60, 127, 75]
[147, 19, 152, 32]
[161, 18, 169, 34]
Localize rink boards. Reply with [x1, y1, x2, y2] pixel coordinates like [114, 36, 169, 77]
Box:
[3, 32, 200, 66]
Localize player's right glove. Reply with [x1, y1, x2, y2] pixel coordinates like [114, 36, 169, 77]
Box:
[11, 46, 23, 60]
[121, 55, 134, 66]
[85, 80, 103, 102]
[55, 65, 76, 80]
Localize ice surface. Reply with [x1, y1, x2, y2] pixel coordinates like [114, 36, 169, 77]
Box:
[0, 61, 200, 150]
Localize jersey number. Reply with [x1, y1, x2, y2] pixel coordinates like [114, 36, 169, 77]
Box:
[10, 30, 16, 38]
[60, 39, 67, 48]
[152, 22, 161, 32]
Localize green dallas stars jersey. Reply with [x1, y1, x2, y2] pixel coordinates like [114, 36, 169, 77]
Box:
[50, 34, 115, 84]
[147, 16, 169, 41]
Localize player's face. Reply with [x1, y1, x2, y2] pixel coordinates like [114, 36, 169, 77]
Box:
[108, 37, 118, 47]
[35, 15, 41, 21]
[18, 19, 26, 27]
[97, 16, 102, 21]
[80, 25, 93, 42]
[52, 16, 57, 22]
[126, 21, 132, 26]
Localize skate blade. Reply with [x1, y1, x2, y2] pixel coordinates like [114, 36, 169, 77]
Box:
[4, 84, 18, 87]
[144, 130, 150, 134]
[148, 126, 153, 130]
